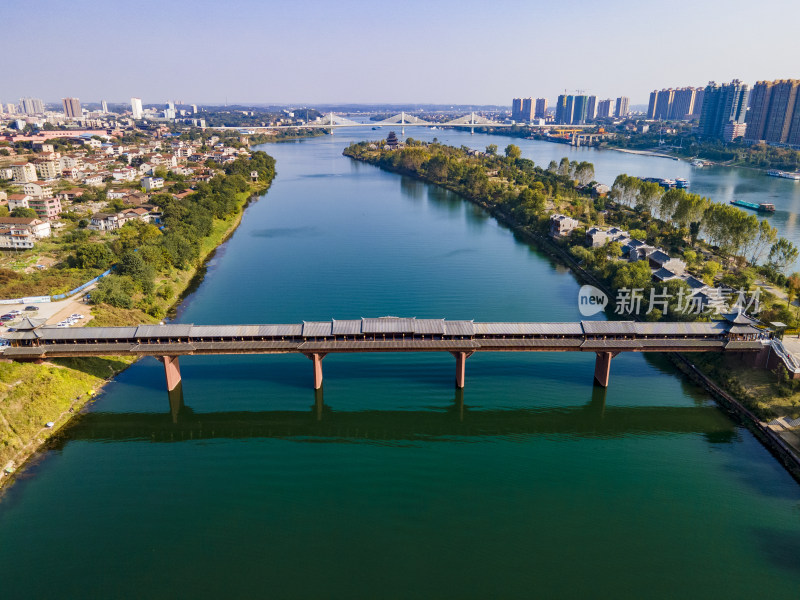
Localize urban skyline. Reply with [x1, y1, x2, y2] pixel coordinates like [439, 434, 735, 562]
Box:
[3, 0, 798, 105]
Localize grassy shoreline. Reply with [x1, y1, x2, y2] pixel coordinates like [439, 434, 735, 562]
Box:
[0, 179, 271, 491]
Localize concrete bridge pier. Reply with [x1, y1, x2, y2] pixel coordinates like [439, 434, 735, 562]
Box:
[305, 353, 327, 390]
[594, 352, 616, 387]
[451, 351, 473, 389]
[158, 356, 182, 392]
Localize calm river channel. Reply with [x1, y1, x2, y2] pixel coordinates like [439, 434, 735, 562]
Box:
[0, 128, 798, 599]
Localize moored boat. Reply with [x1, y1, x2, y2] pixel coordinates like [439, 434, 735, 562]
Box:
[730, 199, 776, 212]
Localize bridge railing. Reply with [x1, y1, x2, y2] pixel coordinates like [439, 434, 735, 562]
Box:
[771, 339, 800, 373]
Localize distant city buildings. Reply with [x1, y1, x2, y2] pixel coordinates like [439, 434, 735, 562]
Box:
[511, 97, 534, 122]
[698, 80, 749, 140]
[19, 97, 44, 115]
[101, 100, 108, 114]
[556, 94, 590, 124]
[534, 98, 547, 119]
[745, 79, 800, 146]
[647, 87, 703, 120]
[586, 96, 597, 121]
[597, 99, 614, 119]
[615, 96, 629, 117]
[131, 97, 143, 119]
[62, 97, 81, 119]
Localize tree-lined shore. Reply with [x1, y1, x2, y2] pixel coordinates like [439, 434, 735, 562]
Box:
[344, 137, 800, 421]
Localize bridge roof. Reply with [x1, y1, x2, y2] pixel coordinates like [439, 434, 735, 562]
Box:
[135, 324, 193, 338]
[474, 322, 582, 335]
[581, 321, 636, 335]
[632, 322, 727, 335]
[189, 324, 302, 337]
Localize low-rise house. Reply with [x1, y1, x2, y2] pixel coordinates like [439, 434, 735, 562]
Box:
[652, 267, 679, 282]
[107, 188, 135, 200]
[83, 174, 104, 187]
[121, 207, 151, 224]
[122, 191, 149, 205]
[34, 159, 60, 180]
[112, 167, 138, 182]
[8, 194, 32, 210]
[586, 226, 629, 248]
[22, 181, 54, 198]
[647, 250, 686, 275]
[58, 188, 85, 202]
[625, 239, 655, 261]
[89, 212, 120, 231]
[0, 217, 51, 246]
[28, 196, 62, 221]
[141, 176, 164, 192]
[550, 214, 580, 238]
[11, 163, 37, 183]
[62, 166, 81, 180]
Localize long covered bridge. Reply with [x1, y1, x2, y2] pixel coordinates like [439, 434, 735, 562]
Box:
[3, 315, 764, 391]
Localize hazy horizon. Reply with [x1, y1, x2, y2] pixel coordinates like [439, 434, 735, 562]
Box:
[4, 0, 799, 107]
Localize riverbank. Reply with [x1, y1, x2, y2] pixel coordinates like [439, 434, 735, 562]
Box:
[343, 140, 800, 477]
[0, 167, 275, 491]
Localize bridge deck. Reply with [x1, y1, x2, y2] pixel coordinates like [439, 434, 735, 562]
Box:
[3, 318, 763, 359]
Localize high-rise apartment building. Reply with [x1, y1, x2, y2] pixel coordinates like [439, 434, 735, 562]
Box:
[746, 79, 800, 145]
[511, 97, 533, 122]
[669, 88, 700, 120]
[555, 95, 569, 124]
[596, 99, 614, 119]
[131, 97, 143, 119]
[556, 94, 589, 124]
[586, 96, 597, 121]
[615, 96, 629, 117]
[511, 98, 523, 121]
[763, 80, 799, 143]
[62, 97, 81, 119]
[101, 100, 108, 114]
[521, 97, 533, 121]
[698, 80, 749, 139]
[534, 98, 547, 119]
[6, 103, 16, 114]
[20, 98, 45, 115]
[648, 89, 675, 119]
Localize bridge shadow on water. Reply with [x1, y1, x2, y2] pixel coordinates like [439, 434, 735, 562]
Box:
[54, 383, 738, 447]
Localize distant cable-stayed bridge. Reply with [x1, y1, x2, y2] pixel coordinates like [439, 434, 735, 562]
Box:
[207, 111, 596, 131]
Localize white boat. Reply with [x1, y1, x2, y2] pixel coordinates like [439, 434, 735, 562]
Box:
[767, 169, 800, 181]
[691, 159, 705, 167]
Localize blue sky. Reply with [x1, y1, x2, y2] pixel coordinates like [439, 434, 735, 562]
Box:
[4, 0, 799, 106]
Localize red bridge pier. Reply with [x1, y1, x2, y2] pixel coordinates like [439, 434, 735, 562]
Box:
[594, 352, 616, 387]
[159, 356, 182, 391]
[451, 351, 473, 389]
[305, 353, 327, 390]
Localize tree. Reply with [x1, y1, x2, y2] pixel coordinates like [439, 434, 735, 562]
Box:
[768, 238, 799, 276]
[485, 144, 498, 156]
[750, 219, 778, 265]
[788, 273, 800, 308]
[74, 243, 113, 269]
[702, 261, 721, 285]
[504, 144, 521, 160]
[10, 207, 38, 219]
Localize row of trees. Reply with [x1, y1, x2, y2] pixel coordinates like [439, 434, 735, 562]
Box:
[610, 174, 797, 274]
